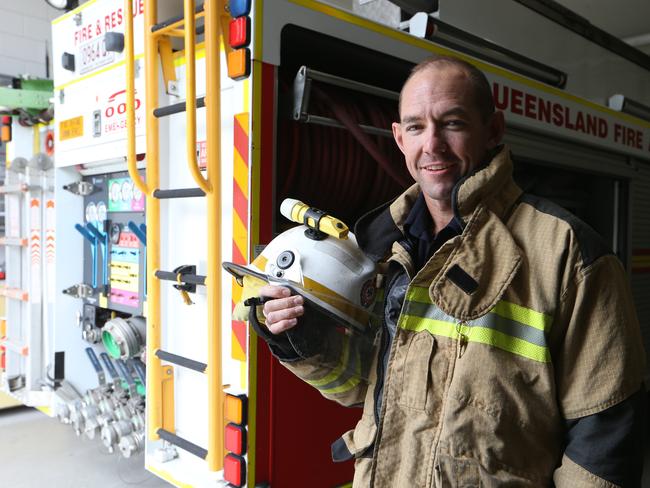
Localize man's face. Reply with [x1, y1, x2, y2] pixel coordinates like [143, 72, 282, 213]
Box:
[392, 65, 504, 206]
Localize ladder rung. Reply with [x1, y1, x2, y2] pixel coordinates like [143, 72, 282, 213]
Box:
[151, 3, 205, 33]
[0, 236, 28, 247]
[156, 350, 207, 373]
[157, 429, 207, 459]
[0, 339, 29, 356]
[0, 184, 30, 194]
[155, 270, 206, 286]
[153, 96, 205, 118]
[153, 188, 205, 199]
[0, 287, 29, 302]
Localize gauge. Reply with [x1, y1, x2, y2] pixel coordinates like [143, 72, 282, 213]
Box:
[109, 223, 122, 245]
[110, 181, 121, 203]
[97, 201, 107, 223]
[85, 202, 98, 224]
[121, 180, 133, 202]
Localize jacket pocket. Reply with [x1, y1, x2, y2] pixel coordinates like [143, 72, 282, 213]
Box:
[399, 330, 436, 411]
[435, 455, 480, 488]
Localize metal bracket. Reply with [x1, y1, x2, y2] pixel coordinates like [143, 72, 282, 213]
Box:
[291, 65, 397, 138]
[63, 180, 95, 196]
[62, 283, 95, 299]
[159, 36, 178, 96]
[171, 264, 198, 294]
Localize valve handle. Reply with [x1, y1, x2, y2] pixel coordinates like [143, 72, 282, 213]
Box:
[85, 347, 106, 385]
[100, 352, 120, 381]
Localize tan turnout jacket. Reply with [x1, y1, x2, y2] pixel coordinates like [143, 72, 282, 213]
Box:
[280, 147, 645, 487]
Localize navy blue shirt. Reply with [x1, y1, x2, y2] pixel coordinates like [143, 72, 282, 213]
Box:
[403, 192, 463, 271]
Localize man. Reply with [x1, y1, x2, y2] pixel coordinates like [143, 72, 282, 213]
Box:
[257, 56, 646, 486]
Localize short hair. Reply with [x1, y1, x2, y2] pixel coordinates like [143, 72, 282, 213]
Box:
[399, 55, 495, 122]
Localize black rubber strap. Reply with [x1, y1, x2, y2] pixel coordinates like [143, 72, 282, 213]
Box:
[153, 188, 205, 199]
[156, 350, 207, 373]
[157, 428, 207, 459]
[155, 270, 206, 286]
[303, 207, 325, 229]
[153, 97, 206, 118]
[151, 3, 205, 33]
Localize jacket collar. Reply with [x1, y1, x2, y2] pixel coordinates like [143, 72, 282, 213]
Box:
[452, 145, 522, 225]
[355, 145, 522, 261]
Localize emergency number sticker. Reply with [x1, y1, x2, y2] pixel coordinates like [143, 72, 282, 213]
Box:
[59, 116, 84, 141]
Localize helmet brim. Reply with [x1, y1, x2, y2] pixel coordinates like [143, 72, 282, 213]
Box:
[222, 261, 369, 333]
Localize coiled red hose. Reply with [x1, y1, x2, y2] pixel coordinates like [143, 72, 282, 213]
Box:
[278, 82, 411, 225]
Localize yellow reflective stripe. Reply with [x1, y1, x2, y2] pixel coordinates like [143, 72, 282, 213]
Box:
[321, 375, 362, 395]
[492, 300, 552, 332]
[400, 314, 550, 363]
[306, 336, 350, 388]
[322, 347, 362, 394]
[469, 326, 550, 363]
[405, 286, 431, 304]
[399, 314, 457, 337]
[406, 287, 551, 332]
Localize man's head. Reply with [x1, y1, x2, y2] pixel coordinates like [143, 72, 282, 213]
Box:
[392, 56, 504, 209]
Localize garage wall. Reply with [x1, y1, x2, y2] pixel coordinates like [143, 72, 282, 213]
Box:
[0, 0, 63, 79]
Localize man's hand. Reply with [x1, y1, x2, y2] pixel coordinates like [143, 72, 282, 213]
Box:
[259, 285, 304, 335]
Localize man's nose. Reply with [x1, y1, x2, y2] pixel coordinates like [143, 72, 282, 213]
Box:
[423, 126, 447, 156]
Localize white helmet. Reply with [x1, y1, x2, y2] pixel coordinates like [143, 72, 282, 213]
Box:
[223, 202, 377, 332]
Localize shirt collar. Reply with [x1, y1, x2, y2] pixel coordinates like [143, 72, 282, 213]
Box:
[404, 192, 463, 244]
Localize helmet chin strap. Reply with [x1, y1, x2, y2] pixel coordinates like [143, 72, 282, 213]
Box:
[244, 296, 296, 357]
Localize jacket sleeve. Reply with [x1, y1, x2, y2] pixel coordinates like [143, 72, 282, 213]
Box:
[554, 388, 646, 487]
[279, 327, 375, 408]
[550, 255, 647, 487]
[243, 297, 376, 407]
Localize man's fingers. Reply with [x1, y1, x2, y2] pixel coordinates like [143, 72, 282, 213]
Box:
[253, 285, 305, 334]
[265, 303, 304, 326]
[264, 294, 303, 314]
[259, 285, 291, 299]
[267, 318, 298, 335]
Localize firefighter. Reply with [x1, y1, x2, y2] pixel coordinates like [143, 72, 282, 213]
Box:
[257, 56, 646, 486]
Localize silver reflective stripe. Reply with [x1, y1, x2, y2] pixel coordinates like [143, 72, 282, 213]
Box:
[404, 301, 547, 347]
[306, 336, 362, 394]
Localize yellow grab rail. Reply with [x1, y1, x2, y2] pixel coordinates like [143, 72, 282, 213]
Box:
[137, 0, 225, 469]
[184, 0, 211, 195]
[125, 0, 149, 197]
[205, 0, 224, 471]
[140, 0, 163, 439]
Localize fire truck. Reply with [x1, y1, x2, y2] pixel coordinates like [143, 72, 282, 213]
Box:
[2, 0, 650, 487]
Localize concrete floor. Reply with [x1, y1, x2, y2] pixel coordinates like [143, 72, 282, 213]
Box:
[2, 405, 650, 487]
[0, 407, 169, 488]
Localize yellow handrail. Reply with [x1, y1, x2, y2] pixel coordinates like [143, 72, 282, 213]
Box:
[184, 0, 211, 194]
[125, 0, 149, 197]
[142, 0, 163, 440]
[138, 0, 224, 467]
[205, 0, 224, 471]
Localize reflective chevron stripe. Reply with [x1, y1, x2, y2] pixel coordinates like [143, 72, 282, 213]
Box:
[399, 286, 552, 363]
[306, 335, 363, 394]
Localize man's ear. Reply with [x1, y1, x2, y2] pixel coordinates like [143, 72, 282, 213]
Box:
[392, 121, 406, 155]
[487, 111, 505, 149]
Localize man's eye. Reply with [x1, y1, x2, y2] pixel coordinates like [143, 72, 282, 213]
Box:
[405, 124, 421, 132]
[445, 120, 465, 128]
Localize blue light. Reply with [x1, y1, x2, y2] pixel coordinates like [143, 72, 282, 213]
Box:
[230, 0, 251, 18]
